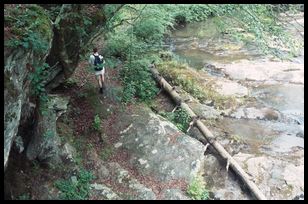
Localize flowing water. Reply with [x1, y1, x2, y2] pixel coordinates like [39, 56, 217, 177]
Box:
[168, 15, 304, 200]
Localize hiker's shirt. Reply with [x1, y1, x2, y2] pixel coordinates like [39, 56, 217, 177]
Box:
[89, 53, 105, 75]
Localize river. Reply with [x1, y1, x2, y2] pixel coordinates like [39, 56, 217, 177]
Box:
[168, 14, 304, 200]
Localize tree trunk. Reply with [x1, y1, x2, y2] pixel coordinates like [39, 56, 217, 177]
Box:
[150, 65, 267, 200]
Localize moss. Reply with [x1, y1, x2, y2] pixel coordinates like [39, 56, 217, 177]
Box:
[5, 4, 52, 52]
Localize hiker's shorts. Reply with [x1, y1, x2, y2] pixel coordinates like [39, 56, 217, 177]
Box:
[95, 68, 105, 76]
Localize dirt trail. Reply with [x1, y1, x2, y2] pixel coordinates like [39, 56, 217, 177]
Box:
[54, 60, 188, 199]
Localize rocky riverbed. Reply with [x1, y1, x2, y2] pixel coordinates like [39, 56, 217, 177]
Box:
[168, 12, 304, 200]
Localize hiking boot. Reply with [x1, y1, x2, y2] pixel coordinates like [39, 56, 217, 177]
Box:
[100, 87, 104, 94]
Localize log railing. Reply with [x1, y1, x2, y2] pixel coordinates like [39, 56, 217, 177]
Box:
[150, 65, 266, 200]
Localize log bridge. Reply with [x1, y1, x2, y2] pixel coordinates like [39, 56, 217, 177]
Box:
[150, 65, 267, 200]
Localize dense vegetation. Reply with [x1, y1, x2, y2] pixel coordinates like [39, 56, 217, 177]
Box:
[4, 4, 302, 104]
[101, 4, 303, 103]
[54, 168, 95, 200]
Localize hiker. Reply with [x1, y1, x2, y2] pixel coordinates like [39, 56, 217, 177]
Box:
[89, 48, 105, 94]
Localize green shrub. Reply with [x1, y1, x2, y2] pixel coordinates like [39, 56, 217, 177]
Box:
[104, 32, 131, 59]
[17, 193, 31, 200]
[92, 114, 101, 132]
[5, 5, 52, 54]
[63, 78, 78, 88]
[54, 169, 95, 200]
[120, 59, 158, 103]
[160, 108, 191, 132]
[187, 175, 209, 200]
[28, 62, 50, 116]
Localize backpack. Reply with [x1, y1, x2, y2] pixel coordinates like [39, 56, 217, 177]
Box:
[93, 55, 104, 71]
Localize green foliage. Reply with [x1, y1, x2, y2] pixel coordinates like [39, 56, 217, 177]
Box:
[171, 4, 218, 23]
[105, 4, 302, 60]
[86, 143, 94, 150]
[5, 4, 52, 54]
[74, 154, 83, 166]
[106, 86, 123, 103]
[104, 57, 121, 69]
[121, 59, 158, 103]
[44, 5, 62, 21]
[187, 175, 209, 200]
[17, 193, 31, 200]
[28, 62, 50, 115]
[28, 62, 49, 102]
[104, 32, 132, 59]
[92, 114, 101, 132]
[6, 31, 49, 52]
[160, 108, 191, 132]
[63, 78, 78, 88]
[104, 4, 302, 104]
[103, 5, 175, 103]
[65, 10, 93, 41]
[157, 61, 240, 110]
[132, 5, 174, 43]
[174, 108, 191, 131]
[54, 168, 95, 200]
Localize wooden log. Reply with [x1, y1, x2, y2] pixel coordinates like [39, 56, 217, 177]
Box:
[150, 66, 267, 200]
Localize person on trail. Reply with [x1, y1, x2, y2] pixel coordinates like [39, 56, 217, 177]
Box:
[89, 48, 105, 94]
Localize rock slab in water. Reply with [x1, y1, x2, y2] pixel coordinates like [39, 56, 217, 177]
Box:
[231, 107, 280, 120]
[215, 60, 304, 84]
[233, 152, 304, 200]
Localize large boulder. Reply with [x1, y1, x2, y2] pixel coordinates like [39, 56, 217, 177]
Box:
[26, 95, 70, 166]
[117, 106, 205, 183]
[212, 78, 248, 97]
[233, 151, 304, 200]
[230, 106, 280, 120]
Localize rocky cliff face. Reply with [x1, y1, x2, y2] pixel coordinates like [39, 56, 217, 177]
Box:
[26, 95, 70, 166]
[4, 17, 53, 169]
[4, 4, 106, 169]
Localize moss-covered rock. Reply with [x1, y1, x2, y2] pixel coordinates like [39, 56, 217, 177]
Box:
[4, 4, 54, 169]
[26, 95, 70, 166]
[5, 4, 53, 55]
